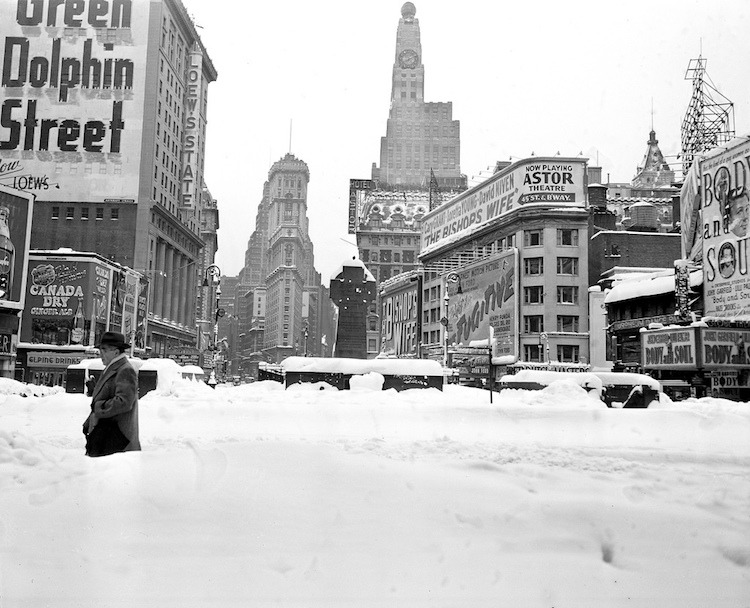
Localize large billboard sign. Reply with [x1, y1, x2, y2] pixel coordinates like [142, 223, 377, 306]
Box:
[24, 257, 111, 346]
[445, 249, 518, 362]
[0, 0, 147, 201]
[0, 185, 33, 309]
[380, 276, 419, 357]
[642, 327, 698, 370]
[422, 157, 587, 251]
[700, 137, 750, 321]
[348, 179, 376, 234]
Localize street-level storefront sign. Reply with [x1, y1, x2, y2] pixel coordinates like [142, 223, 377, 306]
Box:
[701, 328, 750, 369]
[27, 351, 88, 368]
[642, 327, 697, 369]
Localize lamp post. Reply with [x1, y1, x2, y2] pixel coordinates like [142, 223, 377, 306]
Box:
[443, 291, 450, 369]
[303, 325, 309, 357]
[203, 264, 221, 387]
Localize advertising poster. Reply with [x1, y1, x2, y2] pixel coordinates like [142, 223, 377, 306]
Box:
[422, 158, 587, 250]
[380, 279, 419, 357]
[0, 185, 33, 307]
[700, 327, 750, 369]
[0, 0, 147, 201]
[445, 249, 518, 362]
[700, 137, 750, 321]
[24, 259, 106, 345]
[641, 327, 698, 370]
[120, 270, 138, 341]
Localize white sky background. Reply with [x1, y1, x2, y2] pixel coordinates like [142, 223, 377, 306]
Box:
[2, 375, 749, 605]
[182, 0, 750, 282]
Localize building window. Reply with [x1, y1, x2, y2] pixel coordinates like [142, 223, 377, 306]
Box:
[81, 208, 89, 220]
[368, 318, 377, 331]
[557, 315, 579, 332]
[66, 207, 74, 220]
[524, 344, 543, 362]
[51, 206, 60, 219]
[524, 229, 543, 247]
[524, 258, 543, 275]
[110, 208, 119, 220]
[380, 250, 392, 263]
[368, 339, 377, 351]
[403, 250, 414, 263]
[557, 286, 579, 304]
[524, 315, 544, 333]
[557, 345, 580, 363]
[96, 207, 104, 220]
[557, 257, 578, 275]
[557, 228, 578, 246]
[524, 286, 544, 304]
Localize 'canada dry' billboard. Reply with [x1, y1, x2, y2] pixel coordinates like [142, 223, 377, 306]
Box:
[0, 0, 147, 201]
[701, 137, 750, 322]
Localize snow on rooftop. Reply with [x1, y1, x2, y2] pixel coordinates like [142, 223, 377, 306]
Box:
[329, 257, 376, 283]
[604, 269, 702, 304]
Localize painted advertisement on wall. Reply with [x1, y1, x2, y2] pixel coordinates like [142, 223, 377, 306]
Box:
[700, 136, 750, 321]
[0, 0, 147, 201]
[422, 157, 587, 251]
[380, 276, 419, 357]
[0, 185, 33, 307]
[23, 258, 110, 345]
[445, 249, 518, 362]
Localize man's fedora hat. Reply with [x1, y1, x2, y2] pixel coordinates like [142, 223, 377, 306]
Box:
[96, 331, 130, 350]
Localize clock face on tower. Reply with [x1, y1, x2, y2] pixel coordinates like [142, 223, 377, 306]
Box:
[398, 49, 419, 69]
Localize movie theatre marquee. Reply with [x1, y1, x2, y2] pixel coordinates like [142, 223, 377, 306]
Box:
[421, 156, 588, 252]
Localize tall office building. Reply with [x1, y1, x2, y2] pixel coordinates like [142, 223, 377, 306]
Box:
[1, 0, 218, 356]
[356, 2, 466, 356]
[371, 2, 465, 190]
[238, 154, 328, 363]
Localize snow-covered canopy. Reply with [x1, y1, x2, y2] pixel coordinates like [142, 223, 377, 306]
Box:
[605, 269, 702, 304]
[281, 356, 443, 376]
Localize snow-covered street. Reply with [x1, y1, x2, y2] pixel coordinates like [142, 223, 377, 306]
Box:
[1, 378, 749, 607]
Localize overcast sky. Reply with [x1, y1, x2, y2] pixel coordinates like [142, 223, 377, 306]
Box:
[182, 0, 750, 283]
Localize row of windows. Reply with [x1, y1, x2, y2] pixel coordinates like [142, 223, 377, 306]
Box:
[524, 257, 579, 276]
[365, 235, 416, 246]
[523, 228, 579, 247]
[51, 206, 117, 220]
[361, 250, 416, 264]
[523, 315, 580, 333]
[523, 286, 579, 305]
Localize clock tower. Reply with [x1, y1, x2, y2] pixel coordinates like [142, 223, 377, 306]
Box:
[392, 2, 424, 104]
[372, 3, 464, 190]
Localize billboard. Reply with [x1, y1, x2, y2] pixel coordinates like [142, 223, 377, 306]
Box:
[380, 275, 419, 357]
[642, 327, 698, 370]
[700, 137, 750, 321]
[422, 157, 587, 251]
[0, 185, 33, 308]
[24, 257, 111, 346]
[348, 179, 376, 234]
[445, 249, 518, 362]
[0, 0, 147, 201]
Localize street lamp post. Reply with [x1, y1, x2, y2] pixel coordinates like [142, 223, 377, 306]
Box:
[203, 264, 221, 387]
[303, 326, 309, 357]
[443, 291, 450, 369]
